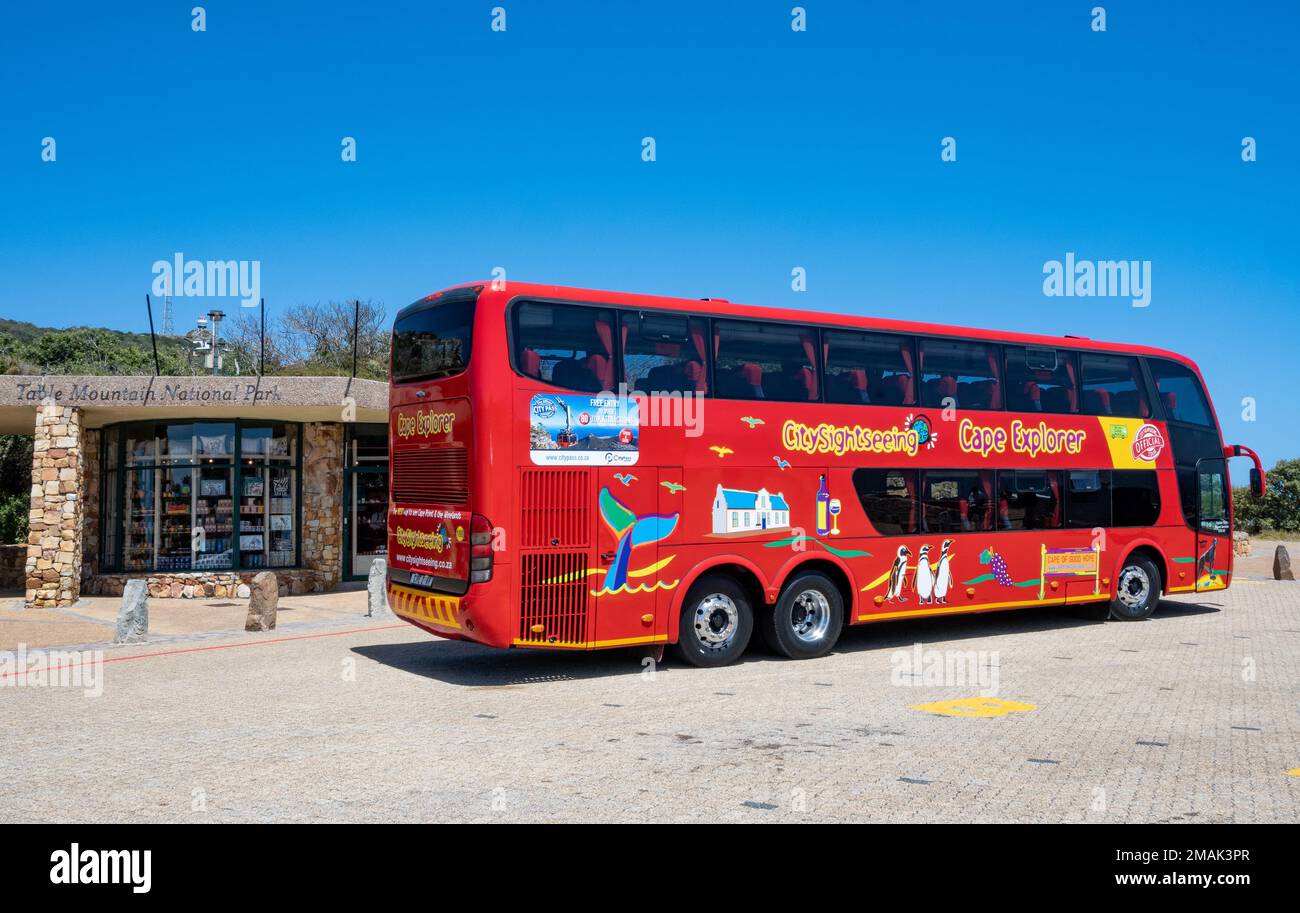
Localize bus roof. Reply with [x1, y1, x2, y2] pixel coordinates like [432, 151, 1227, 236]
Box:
[418, 280, 1203, 371]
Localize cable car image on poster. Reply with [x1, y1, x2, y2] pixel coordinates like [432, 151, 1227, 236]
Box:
[529, 394, 639, 465]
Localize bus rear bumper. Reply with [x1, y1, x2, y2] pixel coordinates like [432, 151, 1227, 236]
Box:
[387, 578, 513, 648]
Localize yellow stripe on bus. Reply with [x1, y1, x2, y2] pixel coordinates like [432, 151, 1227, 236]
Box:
[512, 634, 668, 650]
[389, 583, 462, 630]
[858, 594, 1106, 622]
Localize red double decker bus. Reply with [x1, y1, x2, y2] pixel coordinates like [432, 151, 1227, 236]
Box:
[386, 282, 1265, 667]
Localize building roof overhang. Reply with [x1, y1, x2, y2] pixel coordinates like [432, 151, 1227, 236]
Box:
[0, 375, 389, 434]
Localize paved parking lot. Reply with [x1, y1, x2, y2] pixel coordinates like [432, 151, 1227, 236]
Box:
[1, 579, 1297, 823]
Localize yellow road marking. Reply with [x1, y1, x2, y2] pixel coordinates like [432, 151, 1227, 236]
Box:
[911, 696, 1037, 718]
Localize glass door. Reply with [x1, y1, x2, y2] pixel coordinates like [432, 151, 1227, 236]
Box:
[123, 467, 157, 572]
[194, 463, 233, 570]
[238, 424, 298, 570]
[193, 424, 235, 571]
[345, 424, 388, 579]
[122, 427, 158, 572]
[158, 467, 195, 571]
[350, 470, 388, 578]
[1194, 457, 1230, 592]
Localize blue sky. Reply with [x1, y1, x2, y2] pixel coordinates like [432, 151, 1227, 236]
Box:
[0, 1, 1295, 464]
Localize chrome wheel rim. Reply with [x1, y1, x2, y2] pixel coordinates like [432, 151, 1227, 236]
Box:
[694, 594, 739, 650]
[790, 589, 832, 644]
[1117, 566, 1150, 610]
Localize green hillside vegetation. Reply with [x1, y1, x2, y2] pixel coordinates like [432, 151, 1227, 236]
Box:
[1233, 458, 1300, 537]
[0, 299, 388, 380]
[1, 321, 193, 376]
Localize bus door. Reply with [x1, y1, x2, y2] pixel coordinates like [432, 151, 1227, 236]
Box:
[593, 468, 669, 647]
[1194, 457, 1230, 592]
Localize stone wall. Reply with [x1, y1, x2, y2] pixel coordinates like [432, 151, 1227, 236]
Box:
[87, 568, 329, 599]
[301, 422, 343, 588]
[25, 403, 83, 606]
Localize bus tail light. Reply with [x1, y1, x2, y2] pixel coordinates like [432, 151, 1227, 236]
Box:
[470, 513, 494, 584]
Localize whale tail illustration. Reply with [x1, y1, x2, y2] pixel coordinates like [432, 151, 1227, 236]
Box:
[598, 487, 679, 592]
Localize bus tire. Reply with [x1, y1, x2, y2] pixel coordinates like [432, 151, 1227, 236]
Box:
[674, 574, 753, 667]
[1109, 554, 1160, 621]
[761, 572, 844, 660]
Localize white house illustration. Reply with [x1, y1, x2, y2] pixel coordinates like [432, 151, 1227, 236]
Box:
[711, 484, 790, 534]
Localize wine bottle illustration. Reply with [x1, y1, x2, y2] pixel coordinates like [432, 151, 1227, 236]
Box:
[815, 473, 831, 536]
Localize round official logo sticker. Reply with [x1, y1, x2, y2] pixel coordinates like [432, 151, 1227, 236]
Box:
[578, 412, 591, 425]
[1131, 423, 1165, 462]
[618, 428, 633, 445]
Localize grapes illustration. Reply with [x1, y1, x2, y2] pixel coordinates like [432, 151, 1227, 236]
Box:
[980, 547, 1015, 586]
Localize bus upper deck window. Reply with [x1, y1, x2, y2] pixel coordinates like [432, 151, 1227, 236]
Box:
[918, 338, 1002, 411]
[514, 301, 617, 393]
[1078, 353, 1150, 419]
[1148, 359, 1214, 427]
[622, 312, 709, 395]
[713, 319, 819, 402]
[1004, 346, 1078, 414]
[824, 330, 916, 406]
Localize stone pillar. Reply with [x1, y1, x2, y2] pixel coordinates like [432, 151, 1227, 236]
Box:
[25, 403, 84, 607]
[301, 422, 343, 592]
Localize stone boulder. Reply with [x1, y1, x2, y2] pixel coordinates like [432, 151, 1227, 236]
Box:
[114, 579, 149, 643]
[366, 558, 390, 618]
[245, 571, 278, 631]
[1274, 545, 1295, 581]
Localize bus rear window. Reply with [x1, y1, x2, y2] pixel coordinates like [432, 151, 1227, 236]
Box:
[392, 299, 475, 382]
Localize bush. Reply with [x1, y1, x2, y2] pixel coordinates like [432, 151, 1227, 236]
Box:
[0, 493, 28, 545]
[1233, 458, 1300, 535]
[0, 435, 33, 496]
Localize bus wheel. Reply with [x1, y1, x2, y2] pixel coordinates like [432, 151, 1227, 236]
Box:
[674, 574, 753, 667]
[1110, 554, 1160, 621]
[761, 572, 844, 660]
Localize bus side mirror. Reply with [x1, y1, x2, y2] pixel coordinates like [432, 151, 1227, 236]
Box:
[1250, 467, 1264, 498]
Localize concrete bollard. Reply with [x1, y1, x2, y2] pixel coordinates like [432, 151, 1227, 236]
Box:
[1274, 545, 1295, 581]
[366, 558, 390, 618]
[114, 579, 149, 644]
[245, 571, 278, 631]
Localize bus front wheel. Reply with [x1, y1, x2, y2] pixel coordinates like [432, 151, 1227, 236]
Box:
[674, 574, 753, 667]
[1109, 554, 1161, 621]
[761, 572, 844, 660]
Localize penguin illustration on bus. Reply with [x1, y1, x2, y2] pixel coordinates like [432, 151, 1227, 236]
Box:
[886, 545, 911, 603]
[933, 539, 954, 605]
[915, 544, 935, 604]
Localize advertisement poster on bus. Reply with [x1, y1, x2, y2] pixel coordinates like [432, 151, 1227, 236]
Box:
[529, 393, 639, 465]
